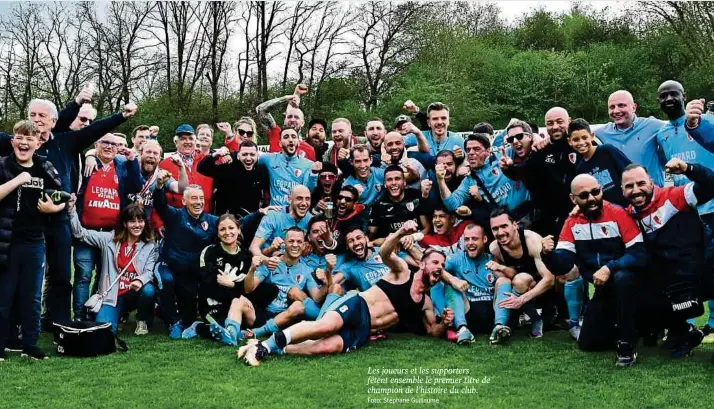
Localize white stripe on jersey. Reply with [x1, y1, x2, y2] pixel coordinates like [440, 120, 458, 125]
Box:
[570, 221, 621, 241]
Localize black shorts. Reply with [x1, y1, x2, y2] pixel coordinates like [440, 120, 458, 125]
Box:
[331, 294, 372, 353]
[466, 300, 495, 334]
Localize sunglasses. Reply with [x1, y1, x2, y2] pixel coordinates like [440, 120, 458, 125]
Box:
[575, 187, 602, 200]
[337, 195, 355, 202]
[505, 133, 530, 144]
[238, 129, 254, 137]
[78, 116, 92, 124]
[320, 174, 337, 181]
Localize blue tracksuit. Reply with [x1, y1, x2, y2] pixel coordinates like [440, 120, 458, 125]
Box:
[258, 152, 317, 206]
[657, 114, 714, 216]
[404, 130, 465, 156]
[594, 116, 666, 187]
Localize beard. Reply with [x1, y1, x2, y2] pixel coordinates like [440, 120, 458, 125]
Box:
[582, 200, 603, 219]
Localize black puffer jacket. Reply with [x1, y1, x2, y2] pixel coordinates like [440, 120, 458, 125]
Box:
[0, 153, 62, 266]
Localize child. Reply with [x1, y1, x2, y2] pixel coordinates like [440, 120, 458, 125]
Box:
[0, 120, 66, 361]
[568, 118, 632, 208]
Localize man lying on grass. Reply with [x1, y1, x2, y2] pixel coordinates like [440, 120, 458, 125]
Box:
[238, 220, 454, 366]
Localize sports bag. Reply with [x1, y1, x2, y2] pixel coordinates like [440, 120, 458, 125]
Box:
[53, 321, 127, 357]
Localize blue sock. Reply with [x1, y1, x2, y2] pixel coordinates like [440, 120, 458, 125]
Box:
[564, 276, 584, 326]
[318, 293, 342, 319]
[225, 318, 241, 341]
[687, 317, 696, 326]
[302, 298, 320, 320]
[445, 285, 467, 329]
[264, 334, 284, 355]
[253, 318, 280, 338]
[494, 282, 512, 326]
[708, 300, 714, 328]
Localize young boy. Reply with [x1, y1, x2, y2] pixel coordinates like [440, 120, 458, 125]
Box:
[0, 120, 66, 361]
[568, 118, 632, 208]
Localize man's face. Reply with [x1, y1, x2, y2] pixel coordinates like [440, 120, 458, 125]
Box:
[289, 188, 311, 218]
[95, 135, 119, 163]
[365, 120, 386, 149]
[239, 146, 258, 170]
[427, 109, 449, 138]
[568, 129, 594, 156]
[622, 167, 654, 210]
[432, 210, 454, 235]
[352, 150, 372, 179]
[384, 170, 405, 199]
[133, 130, 151, 150]
[319, 171, 337, 193]
[176, 133, 196, 155]
[384, 133, 405, 161]
[280, 129, 299, 156]
[571, 179, 604, 219]
[506, 126, 533, 158]
[307, 123, 326, 147]
[465, 140, 489, 169]
[197, 129, 213, 154]
[545, 110, 569, 141]
[140, 144, 161, 173]
[658, 85, 686, 119]
[285, 230, 306, 259]
[284, 107, 304, 131]
[337, 189, 356, 217]
[436, 155, 456, 182]
[70, 110, 94, 131]
[490, 214, 518, 246]
[346, 229, 368, 260]
[463, 226, 487, 258]
[12, 133, 40, 163]
[308, 221, 330, 253]
[608, 93, 637, 128]
[331, 121, 351, 147]
[28, 103, 57, 139]
[420, 252, 444, 287]
[182, 188, 205, 217]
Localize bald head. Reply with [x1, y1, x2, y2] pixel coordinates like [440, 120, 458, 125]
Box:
[570, 174, 604, 217]
[289, 184, 311, 218]
[608, 90, 637, 129]
[658, 80, 684, 95]
[544, 107, 570, 141]
[658, 80, 687, 120]
[570, 174, 599, 195]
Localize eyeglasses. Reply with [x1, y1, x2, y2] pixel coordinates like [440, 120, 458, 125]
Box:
[98, 140, 119, 147]
[238, 129, 254, 137]
[575, 187, 602, 200]
[506, 133, 530, 144]
[320, 174, 337, 181]
[78, 116, 91, 124]
[337, 195, 355, 202]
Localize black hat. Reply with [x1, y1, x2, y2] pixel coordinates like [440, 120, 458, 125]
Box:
[319, 161, 338, 175]
[308, 118, 328, 131]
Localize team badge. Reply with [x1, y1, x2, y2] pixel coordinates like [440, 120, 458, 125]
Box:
[601, 226, 608, 235]
[201, 221, 208, 231]
[296, 274, 303, 284]
[491, 168, 499, 176]
[569, 153, 577, 164]
[375, 184, 382, 192]
[406, 202, 414, 212]
[374, 255, 382, 264]
[653, 215, 661, 225]
[298, 151, 306, 158]
[486, 273, 494, 283]
[686, 133, 694, 141]
[294, 169, 302, 177]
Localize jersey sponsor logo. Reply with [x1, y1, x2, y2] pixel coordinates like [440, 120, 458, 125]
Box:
[545, 154, 555, 164]
[23, 177, 44, 189]
[201, 221, 208, 231]
[217, 257, 224, 267]
[90, 186, 118, 199]
[673, 150, 697, 162]
[568, 153, 577, 164]
[87, 199, 120, 210]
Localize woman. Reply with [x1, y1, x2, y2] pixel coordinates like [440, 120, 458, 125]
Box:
[69, 199, 157, 336]
[220, 117, 258, 151]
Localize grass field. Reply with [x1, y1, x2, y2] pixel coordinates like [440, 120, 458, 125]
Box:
[1, 317, 713, 409]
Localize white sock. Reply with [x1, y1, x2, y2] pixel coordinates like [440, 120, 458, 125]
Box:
[284, 329, 292, 344]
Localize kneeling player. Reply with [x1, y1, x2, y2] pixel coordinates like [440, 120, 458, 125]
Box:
[238, 221, 453, 366]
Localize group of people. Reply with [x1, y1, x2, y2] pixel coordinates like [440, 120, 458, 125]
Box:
[1, 80, 714, 370]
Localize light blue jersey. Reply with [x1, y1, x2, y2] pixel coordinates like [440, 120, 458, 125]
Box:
[404, 130, 465, 156]
[343, 167, 386, 207]
[594, 116, 666, 187]
[657, 115, 714, 216]
[254, 208, 313, 249]
[256, 261, 318, 315]
[258, 152, 317, 206]
[301, 252, 346, 272]
[337, 247, 390, 291]
[443, 149, 529, 213]
[445, 251, 496, 302]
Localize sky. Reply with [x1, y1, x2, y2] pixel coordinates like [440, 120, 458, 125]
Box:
[498, 0, 627, 21]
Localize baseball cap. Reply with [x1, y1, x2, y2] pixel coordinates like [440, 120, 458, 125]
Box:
[308, 118, 328, 131]
[395, 115, 411, 128]
[175, 124, 195, 135]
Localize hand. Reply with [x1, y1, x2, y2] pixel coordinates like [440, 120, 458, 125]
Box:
[400, 122, 420, 136]
[686, 98, 705, 129]
[456, 165, 470, 178]
[532, 134, 551, 152]
[399, 220, 418, 235]
[16, 172, 32, 185]
[286, 94, 300, 108]
[453, 146, 464, 160]
[118, 147, 136, 162]
[314, 268, 326, 284]
[312, 161, 323, 173]
[213, 146, 230, 158]
[294, 84, 309, 96]
[129, 280, 144, 292]
[498, 292, 525, 310]
[441, 307, 454, 326]
[67, 193, 77, 213]
[315, 199, 327, 211]
[452, 278, 469, 293]
[338, 148, 350, 161]
[420, 179, 432, 198]
[593, 266, 610, 286]
[455, 206, 471, 217]
[485, 260, 504, 273]
[83, 155, 97, 177]
[122, 102, 137, 118]
[37, 194, 63, 213]
[259, 205, 282, 215]
[399, 235, 415, 251]
[402, 100, 418, 114]
[541, 235, 555, 254]
[325, 253, 337, 271]
[353, 184, 364, 197]
[499, 148, 514, 170]
[270, 237, 284, 251]
[264, 256, 281, 271]
[434, 163, 446, 181]
[216, 122, 233, 136]
[569, 205, 580, 217]
[216, 274, 235, 288]
[665, 157, 688, 175]
[75, 82, 93, 105]
[216, 155, 233, 165]
[251, 255, 265, 269]
[169, 154, 185, 169]
[156, 169, 171, 188]
[316, 223, 333, 242]
[468, 185, 482, 202]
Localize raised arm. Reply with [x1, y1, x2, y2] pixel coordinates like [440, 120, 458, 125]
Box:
[379, 220, 418, 280]
[255, 95, 295, 131]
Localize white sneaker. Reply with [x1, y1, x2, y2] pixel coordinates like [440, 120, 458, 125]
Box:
[569, 325, 581, 341]
[135, 321, 149, 336]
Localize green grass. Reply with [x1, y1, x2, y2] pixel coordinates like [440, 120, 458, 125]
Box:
[1, 320, 713, 409]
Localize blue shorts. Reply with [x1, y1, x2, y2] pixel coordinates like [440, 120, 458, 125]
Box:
[329, 293, 371, 352]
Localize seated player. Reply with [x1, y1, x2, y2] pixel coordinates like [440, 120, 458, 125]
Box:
[238, 221, 454, 366]
[333, 227, 391, 292]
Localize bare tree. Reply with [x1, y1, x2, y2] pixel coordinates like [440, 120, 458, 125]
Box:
[201, 2, 236, 122]
[280, 1, 319, 93]
[249, 1, 289, 101]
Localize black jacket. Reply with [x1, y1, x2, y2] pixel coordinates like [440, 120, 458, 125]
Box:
[196, 153, 269, 216]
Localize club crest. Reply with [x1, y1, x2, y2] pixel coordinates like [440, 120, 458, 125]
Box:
[296, 274, 303, 284]
[486, 273, 494, 283]
[374, 255, 382, 264]
[569, 153, 577, 164]
[201, 221, 208, 231]
[375, 184, 382, 192]
[686, 133, 694, 141]
[406, 202, 414, 212]
[294, 168, 302, 177]
[491, 168, 499, 176]
[601, 225, 608, 235]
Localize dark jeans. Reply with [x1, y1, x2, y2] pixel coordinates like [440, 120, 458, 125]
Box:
[578, 269, 638, 351]
[72, 241, 102, 320]
[0, 241, 46, 349]
[41, 220, 73, 323]
[157, 263, 200, 326]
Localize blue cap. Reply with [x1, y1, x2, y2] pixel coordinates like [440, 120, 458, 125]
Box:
[175, 124, 195, 135]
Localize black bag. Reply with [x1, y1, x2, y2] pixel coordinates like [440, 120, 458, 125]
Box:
[663, 280, 704, 321]
[53, 321, 126, 357]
